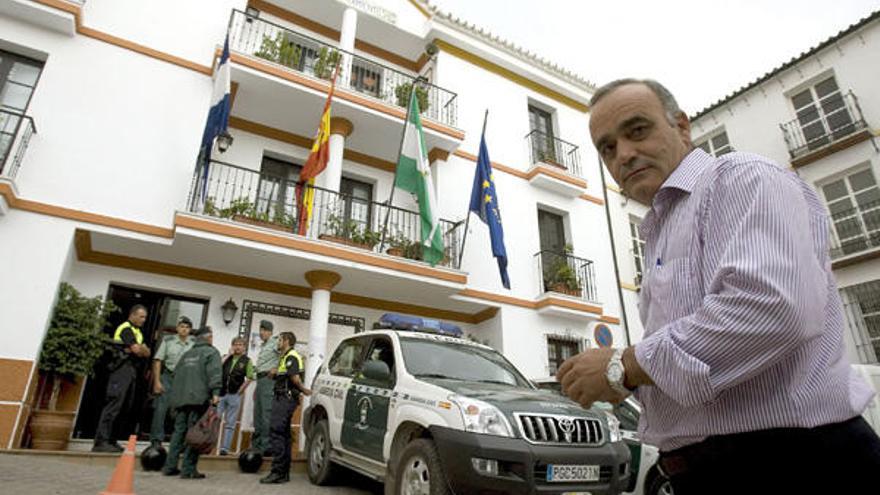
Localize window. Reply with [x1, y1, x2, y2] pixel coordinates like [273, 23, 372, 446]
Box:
[256, 156, 300, 221]
[547, 335, 580, 375]
[842, 281, 880, 364]
[399, 337, 531, 387]
[696, 131, 732, 157]
[791, 76, 855, 150]
[350, 60, 382, 98]
[328, 337, 368, 377]
[822, 168, 880, 257]
[360, 337, 395, 385]
[629, 217, 646, 284]
[529, 105, 557, 163]
[0, 50, 43, 165]
[339, 176, 373, 229]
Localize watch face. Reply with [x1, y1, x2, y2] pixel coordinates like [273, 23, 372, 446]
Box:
[608, 363, 624, 382]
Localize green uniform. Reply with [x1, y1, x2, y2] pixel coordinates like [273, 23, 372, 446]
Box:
[150, 335, 193, 443]
[252, 334, 279, 453]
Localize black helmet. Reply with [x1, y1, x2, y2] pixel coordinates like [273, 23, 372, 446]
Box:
[238, 448, 263, 473]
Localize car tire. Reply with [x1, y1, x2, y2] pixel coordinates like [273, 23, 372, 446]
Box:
[306, 419, 336, 485]
[394, 439, 451, 495]
[646, 466, 674, 495]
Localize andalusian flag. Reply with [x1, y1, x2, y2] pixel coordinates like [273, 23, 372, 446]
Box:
[395, 88, 443, 266]
[296, 64, 339, 235]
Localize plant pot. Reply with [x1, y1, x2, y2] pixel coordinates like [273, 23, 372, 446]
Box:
[319, 234, 374, 251]
[549, 283, 582, 298]
[386, 247, 404, 257]
[29, 409, 75, 450]
[232, 215, 292, 233]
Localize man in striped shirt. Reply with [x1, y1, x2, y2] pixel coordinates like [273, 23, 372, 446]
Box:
[557, 78, 880, 493]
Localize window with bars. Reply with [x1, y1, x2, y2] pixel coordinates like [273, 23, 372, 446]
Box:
[547, 335, 580, 375]
[629, 217, 646, 285]
[791, 76, 855, 151]
[821, 167, 880, 257]
[696, 130, 733, 157]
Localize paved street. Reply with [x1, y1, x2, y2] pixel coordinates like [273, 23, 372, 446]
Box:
[0, 454, 383, 495]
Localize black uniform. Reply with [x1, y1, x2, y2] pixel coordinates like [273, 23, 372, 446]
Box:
[94, 321, 144, 449]
[267, 349, 303, 478]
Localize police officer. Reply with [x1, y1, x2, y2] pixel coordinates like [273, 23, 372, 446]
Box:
[93, 305, 151, 453]
[251, 320, 279, 455]
[260, 332, 311, 484]
[149, 316, 194, 448]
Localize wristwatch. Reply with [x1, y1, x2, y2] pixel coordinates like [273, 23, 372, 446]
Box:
[606, 349, 631, 396]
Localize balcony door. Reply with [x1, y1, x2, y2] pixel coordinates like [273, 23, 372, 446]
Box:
[256, 156, 300, 224]
[339, 176, 373, 230]
[791, 76, 854, 151]
[538, 210, 567, 289]
[529, 105, 556, 163]
[0, 51, 43, 167]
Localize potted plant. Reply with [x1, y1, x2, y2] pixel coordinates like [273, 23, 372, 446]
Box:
[254, 32, 302, 70]
[30, 283, 117, 450]
[394, 82, 430, 113]
[385, 230, 411, 257]
[544, 247, 581, 297]
[320, 214, 379, 250]
[313, 47, 341, 80]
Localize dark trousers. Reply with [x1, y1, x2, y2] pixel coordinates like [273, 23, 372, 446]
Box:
[163, 404, 208, 475]
[94, 362, 136, 445]
[660, 416, 880, 494]
[149, 371, 173, 442]
[268, 393, 300, 476]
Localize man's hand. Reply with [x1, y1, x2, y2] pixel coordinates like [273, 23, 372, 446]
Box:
[268, 367, 277, 378]
[556, 348, 627, 409]
[238, 381, 251, 395]
[153, 381, 165, 395]
[212, 395, 220, 406]
[302, 388, 312, 397]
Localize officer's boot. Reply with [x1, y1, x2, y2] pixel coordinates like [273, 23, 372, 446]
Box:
[259, 471, 289, 484]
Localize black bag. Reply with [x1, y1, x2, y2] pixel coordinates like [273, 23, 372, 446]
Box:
[185, 406, 221, 454]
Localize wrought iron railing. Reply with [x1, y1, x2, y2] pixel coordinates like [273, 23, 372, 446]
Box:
[0, 109, 36, 178]
[188, 160, 464, 268]
[841, 281, 880, 364]
[828, 199, 880, 260]
[780, 90, 869, 159]
[227, 9, 458, 127]
[534, 250, 597, 302]
[525, 130, 582, 177]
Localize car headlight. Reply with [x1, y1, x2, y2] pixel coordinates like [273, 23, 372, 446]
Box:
[604, 411, 622, 443]
[449, 395, 513, 437]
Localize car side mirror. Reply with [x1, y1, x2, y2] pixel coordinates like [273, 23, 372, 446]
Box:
[362, 360, 391, 382]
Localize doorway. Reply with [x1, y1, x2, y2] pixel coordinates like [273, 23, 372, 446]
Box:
[72, 284, 208, 441]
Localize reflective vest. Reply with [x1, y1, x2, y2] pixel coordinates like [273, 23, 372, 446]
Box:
[277, 348, 304, 377]
[113, 321, 144, 345]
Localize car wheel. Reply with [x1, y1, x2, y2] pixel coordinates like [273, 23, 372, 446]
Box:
[646, 467, 674, 495]
[306, 419, 336, 485]
[394, 439, 451, 495]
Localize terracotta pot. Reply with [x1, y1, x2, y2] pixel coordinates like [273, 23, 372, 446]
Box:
[29, 409, 75, 450]
[550, 283, 582, 298]
[386, 247, 404, 257]
[318, 234, 374, 251]
[232, 215, 291, 233]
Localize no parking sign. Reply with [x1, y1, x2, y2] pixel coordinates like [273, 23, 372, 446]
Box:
[594, 324, 613, 348]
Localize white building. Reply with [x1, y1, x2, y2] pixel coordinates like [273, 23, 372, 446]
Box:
[609, 11, 880, 364]
[0, 0, 626, 449]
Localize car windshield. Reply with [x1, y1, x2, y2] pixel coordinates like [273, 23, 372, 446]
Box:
[400, 337, 532, 388]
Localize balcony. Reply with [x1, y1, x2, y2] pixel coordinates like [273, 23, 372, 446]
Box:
[227, 10, 460, 156]
[780, 90, 873, 167]
[0, 0, 79, 36]
[534, 250, 599, 316]
[0, 110, 37, 179]
[187, 160, 464, 269]
[525, 130, 586, 197]
[829, 200, 880, 268]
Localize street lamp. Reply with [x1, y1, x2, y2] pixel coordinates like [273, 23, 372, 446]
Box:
[217, 131, 233, 153]
[220, 298, 238, 325]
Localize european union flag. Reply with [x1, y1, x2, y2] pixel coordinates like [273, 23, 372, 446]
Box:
[469, 132, 510, 289]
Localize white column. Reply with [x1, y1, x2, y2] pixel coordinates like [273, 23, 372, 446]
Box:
[299, 270, 341, 450]
[317, 118, 352, 193]
[339, 8, 358, 87]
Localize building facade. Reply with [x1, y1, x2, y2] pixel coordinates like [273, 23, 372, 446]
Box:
[609, 11, 880, 365]
[0, 0, 625, 449]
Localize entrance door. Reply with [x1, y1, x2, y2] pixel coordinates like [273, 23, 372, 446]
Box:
[72, 284, 207, 441]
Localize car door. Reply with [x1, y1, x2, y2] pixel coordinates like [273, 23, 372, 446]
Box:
[340, 335, 395, 461]
[324, 336, 370, 446]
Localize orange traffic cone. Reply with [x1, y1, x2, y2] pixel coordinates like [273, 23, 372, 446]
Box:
[99, 435, 137, 495]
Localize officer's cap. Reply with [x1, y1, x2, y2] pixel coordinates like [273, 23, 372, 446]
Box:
[259, 320, 274, 332]
[193, 326, 212, 337]
[177, 316, 193, 327]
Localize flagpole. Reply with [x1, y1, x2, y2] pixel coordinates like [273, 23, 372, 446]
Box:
[378, 76, 423, 254]
[457, 109, 489, 268]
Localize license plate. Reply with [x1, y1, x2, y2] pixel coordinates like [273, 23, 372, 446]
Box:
[547, 464, 600, 482]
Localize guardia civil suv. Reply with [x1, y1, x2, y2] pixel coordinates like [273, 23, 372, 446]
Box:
[303, 329, 631, 495]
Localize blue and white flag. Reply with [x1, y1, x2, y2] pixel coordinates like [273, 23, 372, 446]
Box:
[199, 35, 231, 201]
[468, 131, 510, 289]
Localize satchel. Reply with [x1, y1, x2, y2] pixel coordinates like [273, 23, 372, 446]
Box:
[185, 406, 221, 454]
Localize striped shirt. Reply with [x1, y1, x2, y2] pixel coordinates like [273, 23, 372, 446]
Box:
[634, 148, 875, 451]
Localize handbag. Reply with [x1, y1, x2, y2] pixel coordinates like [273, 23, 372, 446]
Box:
[185, 406, 221, 454]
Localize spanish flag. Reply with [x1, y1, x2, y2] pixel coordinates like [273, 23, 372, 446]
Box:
[296, 63, 340, 236]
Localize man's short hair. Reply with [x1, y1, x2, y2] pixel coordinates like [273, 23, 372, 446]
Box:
[279, 332, 296, 347]
[231, 336, 246, 345]
[590, 78, 683, 124]
[129, 304, 147, 316]
[194, 326, 212, 338]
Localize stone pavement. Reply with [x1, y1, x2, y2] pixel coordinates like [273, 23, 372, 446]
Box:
[0, 453, 383, 495]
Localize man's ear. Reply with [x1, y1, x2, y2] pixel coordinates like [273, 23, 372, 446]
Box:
[675, 111, 692, 147]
